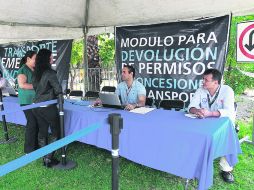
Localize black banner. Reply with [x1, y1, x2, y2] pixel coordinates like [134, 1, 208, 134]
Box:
[0, 40, 72, 90]
[115, 15, 230, 106]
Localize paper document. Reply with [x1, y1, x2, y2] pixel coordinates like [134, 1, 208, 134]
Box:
[73, 101, 90, 106]
[185, 113, 198, 118]
[130, 107, 155, 114]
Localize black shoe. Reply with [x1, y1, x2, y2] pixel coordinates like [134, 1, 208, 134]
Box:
[50, 158, 60, 166]
[43, 158, 60, 168]
[221, 171, 234, 183]
[43, 158, 51, 168]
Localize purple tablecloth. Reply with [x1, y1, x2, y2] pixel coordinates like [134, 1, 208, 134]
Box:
[64, 101, 241, 190]
[2, 97, 241, 190]
[2, 97, 26, 125]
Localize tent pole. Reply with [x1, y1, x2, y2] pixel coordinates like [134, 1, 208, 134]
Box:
[82, 0, 90, 94]
[83, 32, 88, 93]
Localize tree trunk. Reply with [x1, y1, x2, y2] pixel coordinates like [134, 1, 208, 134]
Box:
[87, 35, 101, 91]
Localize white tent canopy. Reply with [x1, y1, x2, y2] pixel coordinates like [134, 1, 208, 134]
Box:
[0, 0, 254, 43]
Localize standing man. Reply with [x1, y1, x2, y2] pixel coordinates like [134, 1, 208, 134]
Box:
[116, 64, 146, 111]
[188, 68, 236, 183]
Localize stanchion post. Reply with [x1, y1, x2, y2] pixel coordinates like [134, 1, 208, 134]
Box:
[53, 94, 76, 169]
[108, 113, 123, 190]
[59, 94, 66, 165]
[0, 88, 17, 144]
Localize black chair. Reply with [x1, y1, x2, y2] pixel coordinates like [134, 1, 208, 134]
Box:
[234, 102, 240, 133]
[85, 91, 99, 100]
[159, 99, 185, 111]
[69, 90, 83, 100]
[69, 90, 83, 97]
[234, 102, 238, 112]
[145, 97, 154, 107]
[10, 94, 18, 97]
[66, 88, 71, 95]
[101, 86, 116, 93]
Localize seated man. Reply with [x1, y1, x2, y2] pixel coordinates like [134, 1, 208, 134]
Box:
[115, 64, 146, 111]
[188, 68, 236, 183]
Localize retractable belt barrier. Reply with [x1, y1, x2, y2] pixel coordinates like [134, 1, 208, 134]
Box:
[0, 123, 100, 177]
[0, 98, 100, 176]
[0, 99, 57, 116]
[0, 98, 122, 190]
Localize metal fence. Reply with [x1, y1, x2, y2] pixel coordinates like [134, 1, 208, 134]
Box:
[68, 67, 118, 93]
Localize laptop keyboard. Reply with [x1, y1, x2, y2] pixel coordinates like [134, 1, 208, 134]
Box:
[102, 104, 125, 110]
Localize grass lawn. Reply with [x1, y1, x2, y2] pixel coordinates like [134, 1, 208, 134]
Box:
[0, 117, 254, 190]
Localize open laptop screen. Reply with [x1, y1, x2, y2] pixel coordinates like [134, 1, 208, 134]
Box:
[99, 93, 123, 109]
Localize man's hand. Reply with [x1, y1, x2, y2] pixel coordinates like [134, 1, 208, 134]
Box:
[200, 108, 213, 118]
[124, 104, 136, 111]
[195, 109, 205, 118]
[93, 98, 102, 106]
[190, 107, 218, 119]
[195, 108, 213, 118]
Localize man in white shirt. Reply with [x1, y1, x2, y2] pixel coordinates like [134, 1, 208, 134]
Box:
[188, 69, 236, 183]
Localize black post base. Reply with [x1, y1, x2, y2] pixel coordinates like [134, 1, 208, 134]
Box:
[53, 160, 76, 170]
[0, 136, 17, 144]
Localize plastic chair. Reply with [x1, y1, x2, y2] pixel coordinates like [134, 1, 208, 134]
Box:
[69, 90, 83, 97]
[84, 91, 99, 100]
[145, 97, 155, 107]
[101, 86, 116, 93]
[69, 90, 83, 100]
[159, 99, 185, 111]
[63, 88, 71, 99]
[234, 102, 240, 133]
[66, 89, 71, 95]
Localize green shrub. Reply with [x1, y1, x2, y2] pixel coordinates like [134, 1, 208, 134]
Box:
[237, 63, 254, 72]
[224, 68, 254, 95]
[224, 14, 254, 94]
[237, 117, 253, 139]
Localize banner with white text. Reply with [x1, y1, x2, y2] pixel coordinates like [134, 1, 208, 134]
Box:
[0, 40, 72, 90]
[115, 15, 230, 106]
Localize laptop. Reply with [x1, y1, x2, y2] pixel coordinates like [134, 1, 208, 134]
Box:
[99, 92, 124, 109]
[1, 86, 17, 97]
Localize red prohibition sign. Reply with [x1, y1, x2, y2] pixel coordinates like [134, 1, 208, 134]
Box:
[239, 23, 254, 59]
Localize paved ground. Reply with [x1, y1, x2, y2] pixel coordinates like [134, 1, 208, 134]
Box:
[236, 70, 254, 121]
[236, 91, 254, 121]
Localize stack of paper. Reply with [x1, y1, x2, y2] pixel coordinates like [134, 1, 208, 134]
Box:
[129, 107, 155, 114]
[184, 113, 198, 118]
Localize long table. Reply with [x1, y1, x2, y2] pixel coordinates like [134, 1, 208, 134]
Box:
[2, 97, 241, 190]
